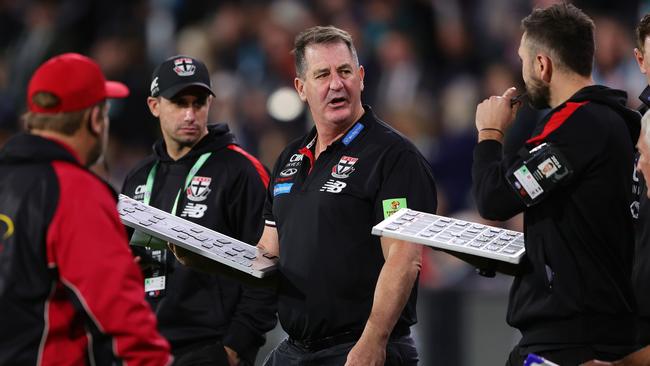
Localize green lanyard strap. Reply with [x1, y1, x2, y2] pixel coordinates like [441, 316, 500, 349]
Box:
[144, 152, 212, 215]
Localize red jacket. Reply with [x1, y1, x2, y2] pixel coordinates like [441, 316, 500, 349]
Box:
[0, 134, 171, 365]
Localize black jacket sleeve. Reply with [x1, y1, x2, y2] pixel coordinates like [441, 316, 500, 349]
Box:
[471, 139, 526, 221]
[223, 159, 277, 356]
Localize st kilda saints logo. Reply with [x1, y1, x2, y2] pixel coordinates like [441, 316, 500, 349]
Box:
[186, 176, 211, 202]
[331, 156, 358, 179]
[173, 57, 196, 76]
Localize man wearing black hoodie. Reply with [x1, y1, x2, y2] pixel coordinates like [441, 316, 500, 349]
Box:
[121, 55, 277, 366]
[581, 13, 650, 366]
[631, 12, 650, 346]
[471, 4, 640, 365]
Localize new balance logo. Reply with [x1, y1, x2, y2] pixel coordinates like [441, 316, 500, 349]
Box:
[320, 180, 347, 193]
[181, 203, 207, 218]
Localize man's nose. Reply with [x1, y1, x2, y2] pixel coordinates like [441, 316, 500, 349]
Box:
[329, 74, 343, 90]
[183, 107, 196, 121]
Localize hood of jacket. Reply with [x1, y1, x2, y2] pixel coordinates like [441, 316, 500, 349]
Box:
[0, 133, 116, 198]
[569, 85, 641, 143]
[0, 134, 80, 165]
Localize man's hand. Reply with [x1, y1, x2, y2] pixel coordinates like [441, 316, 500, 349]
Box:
[344, 333, 386, 366]
[581, 361, 614, 365]
[133, 255, 152, 271]
[131, 250, 155, 272]
[224, 346, 240, 366]
[133, 255, 143, 266]
[475, 87, 521, 142]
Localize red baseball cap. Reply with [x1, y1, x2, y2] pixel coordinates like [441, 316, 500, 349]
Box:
[27, 53, 129, 113]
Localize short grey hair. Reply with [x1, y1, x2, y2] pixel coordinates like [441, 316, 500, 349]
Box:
[293, 25, 359, 78]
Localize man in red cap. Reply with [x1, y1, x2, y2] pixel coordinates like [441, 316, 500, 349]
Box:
[0, 53, 172, 365]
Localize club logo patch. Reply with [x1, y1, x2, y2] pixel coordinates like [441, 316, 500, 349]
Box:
[320, 180, 347, 193]
[173, 57, 196, 76]
[187, 176, 211, 202]
[331, 156, 358, 179]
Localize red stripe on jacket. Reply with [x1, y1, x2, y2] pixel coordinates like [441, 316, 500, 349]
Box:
[39, 282, 88, 366]
[43, 160, 171, 366]
[298, 147, 315, 175]
[526, 101, 588, 145]
[227, 144, 270, 188]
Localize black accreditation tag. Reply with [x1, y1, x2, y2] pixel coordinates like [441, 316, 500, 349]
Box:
[143, 248, 167, 299]
[506, 143, 572, 206]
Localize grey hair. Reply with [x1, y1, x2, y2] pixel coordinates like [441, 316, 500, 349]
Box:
[293, 25, 359, 78]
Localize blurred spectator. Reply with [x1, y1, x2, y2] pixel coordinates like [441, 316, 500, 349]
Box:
[593, 15, 647, 107]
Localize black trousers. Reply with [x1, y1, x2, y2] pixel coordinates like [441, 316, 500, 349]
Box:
[505, 345, 630, 366]
[173, 340, 254, 366]
[263, 335, 418, 366]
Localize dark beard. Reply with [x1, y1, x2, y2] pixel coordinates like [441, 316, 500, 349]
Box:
[526, 77, 551, 110]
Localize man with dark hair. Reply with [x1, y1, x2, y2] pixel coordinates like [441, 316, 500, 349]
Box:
[0, 53, 172, 365]
[631, 11, 650, 346]
[634, 14, 650, 112]
[258, 25, 437, 366]
[582, 110, 650, 366]
[121, 55, 277, 366]
[582, 12, 650, 366]
[471, 4, 640, 365]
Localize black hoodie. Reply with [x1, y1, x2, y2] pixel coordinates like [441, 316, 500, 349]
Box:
[632, 85, 650, 343]
[472, 85, 640, 349]
[121, 124, 277, 362]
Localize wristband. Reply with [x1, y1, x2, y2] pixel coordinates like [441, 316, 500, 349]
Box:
[479, 128, 504, 136]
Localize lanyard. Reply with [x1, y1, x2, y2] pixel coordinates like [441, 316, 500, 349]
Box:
[144, 152, 212, 215]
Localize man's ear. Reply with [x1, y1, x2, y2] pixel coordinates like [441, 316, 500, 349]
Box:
[635, 48, 647, 74]
[88, 105, 103, 136]
[294, 77, 307, 102]
[359, 65, 365, 92]
[147, 96, 161, 117]
[538, 54, 553, 83]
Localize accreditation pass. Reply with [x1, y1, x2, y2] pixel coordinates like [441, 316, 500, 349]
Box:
[513, 165, 544, 199]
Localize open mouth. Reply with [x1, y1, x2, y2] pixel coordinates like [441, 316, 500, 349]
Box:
[328, 97, 347, 107]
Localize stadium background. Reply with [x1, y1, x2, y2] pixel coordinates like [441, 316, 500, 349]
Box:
[0, 0, 647, 364]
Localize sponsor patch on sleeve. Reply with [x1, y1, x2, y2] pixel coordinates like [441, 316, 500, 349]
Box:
[382, 198, 407, 218]
[273, 183, 293, 196]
